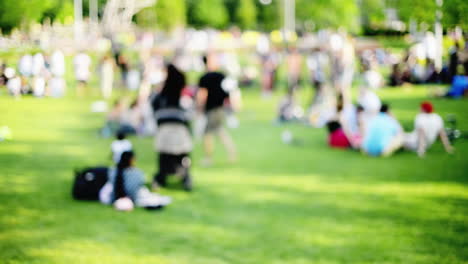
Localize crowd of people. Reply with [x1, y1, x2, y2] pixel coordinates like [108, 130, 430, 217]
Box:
[96, 53, 241, 210]
[0, 50, 67, 97]
[1, 27, 465, 211]
[388, 34, 468, 96]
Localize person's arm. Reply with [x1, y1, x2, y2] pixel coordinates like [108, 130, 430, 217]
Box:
[228, 90, 242, 112]
[416, 128, 427, 158]
[439, 129, 455, 154]
[196, 87, 208, 112]
[339, 115, 357, 148]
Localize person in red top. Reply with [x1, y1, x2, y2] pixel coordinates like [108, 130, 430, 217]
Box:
[326, 121, 351, 148]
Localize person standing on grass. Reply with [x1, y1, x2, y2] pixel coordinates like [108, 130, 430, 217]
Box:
[73, 51, 91, 97]
[100, 55, 114, 99]
[197, 53, 237, 166]
[403, 102, 454, 157]
[361, 104, 403, 157]
[152, 64, 193, 191]
[286, 47, 302, 95]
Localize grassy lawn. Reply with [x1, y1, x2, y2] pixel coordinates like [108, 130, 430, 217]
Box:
[0, 84, 467, 264]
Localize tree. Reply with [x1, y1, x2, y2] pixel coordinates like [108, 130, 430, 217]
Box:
[236, 0, 257, 29]
[255, 0, 280, 31]
[136, 0, 186, 30]
[42, 0, 74, 24]
[190, 0, 229, 29]
[394, 0, 437, 26]
[0, 0, 57, 33]
[295, 0, 360, 32]
[443, 0, 468, 31]
[360, 0, 386, 27]
[392, 0, 468, 31]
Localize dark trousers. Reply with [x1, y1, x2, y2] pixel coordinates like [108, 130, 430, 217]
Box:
[154, 153, 191, 186]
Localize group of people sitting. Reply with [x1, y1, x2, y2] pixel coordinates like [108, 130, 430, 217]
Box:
[326, 99, 454, 157]
[101, 97, 156, 137]
[389, 41, 468, 98]
[0, 51, 67, 98]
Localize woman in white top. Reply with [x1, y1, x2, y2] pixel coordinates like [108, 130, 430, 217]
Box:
[404, 102, 454, 157]
[100, 56, 114, 99]
[74, 52, 91, 96]
[51, 50, 65, 77]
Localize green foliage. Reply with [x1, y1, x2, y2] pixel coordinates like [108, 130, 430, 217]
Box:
[296, 0, 360, 32]
[0, 0, 467, 34]
[136, 0, 186, 30]
[443, 0, 468, 31]
[54, 1, 75, 24]
[157, 0, 187, 30]
[255, 0, 280, 31]
[0, 68, 468, 263]
[393, 0, 468, 31]
[394, 0, 437, 25]
[360, 0, 386, 27]
[0, 0, 55, 33]
[190, 0, 229, 29]
[236, 0, 257, 30]
[42, 0, 74, 24]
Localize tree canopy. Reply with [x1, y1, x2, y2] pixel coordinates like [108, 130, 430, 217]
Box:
[0, 0, 467, 34]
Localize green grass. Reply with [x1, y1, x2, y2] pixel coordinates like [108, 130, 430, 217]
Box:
[0, 84, 467, 264]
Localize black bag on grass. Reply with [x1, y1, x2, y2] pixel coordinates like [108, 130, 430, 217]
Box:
[72, 167, 109, 200]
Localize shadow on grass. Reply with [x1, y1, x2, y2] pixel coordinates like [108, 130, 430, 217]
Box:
[1, 174, 466, 263]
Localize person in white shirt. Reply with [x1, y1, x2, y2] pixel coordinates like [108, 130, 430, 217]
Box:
[19, 54, 33, 78]
[50, 50, 65, 77]
[32, 53, 45, 77]
[404, 102, 454, 157]
[5, 68, 21, 97]
[49, 50, 66, 97]
[358, 87, 381, 115]
[111, 132, 133, 164]
[48, 77, 66, 98]
[100, 56, 114, 99]
[73, 52, 91, 96]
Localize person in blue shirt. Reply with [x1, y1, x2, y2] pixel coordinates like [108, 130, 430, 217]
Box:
[362, 104, 403, 157]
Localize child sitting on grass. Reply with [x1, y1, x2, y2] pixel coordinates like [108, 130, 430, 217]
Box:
[111, 132, 132, 164]
[326, 121, 351, 149]
[100, 151, 171, 211]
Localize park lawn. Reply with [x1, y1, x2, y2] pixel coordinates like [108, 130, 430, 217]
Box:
[0, 84, 467, 264]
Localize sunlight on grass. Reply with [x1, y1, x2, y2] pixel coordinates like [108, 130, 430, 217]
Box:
[0, 85, 467, 264]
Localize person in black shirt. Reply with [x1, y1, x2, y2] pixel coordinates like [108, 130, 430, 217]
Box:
[449, 43, 460, 82]
[197, 54, 237, 166]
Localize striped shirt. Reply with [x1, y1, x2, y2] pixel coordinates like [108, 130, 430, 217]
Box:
[108, 167, 145, 202]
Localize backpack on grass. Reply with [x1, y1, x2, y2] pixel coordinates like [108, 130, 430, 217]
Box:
[72, 167, 109, 200]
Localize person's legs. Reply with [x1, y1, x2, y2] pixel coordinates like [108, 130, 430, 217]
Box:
[218, 127, 237, 162]
[76, 80, 88, 97]
[154, 153, 172, 187]
[382, 133, 404, 157]
[202, 133, 215, 166]
[202, 109, 222, 165]
[178, 154, 192, 191]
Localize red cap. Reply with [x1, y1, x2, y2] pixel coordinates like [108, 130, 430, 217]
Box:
[421, 101, 434, 113]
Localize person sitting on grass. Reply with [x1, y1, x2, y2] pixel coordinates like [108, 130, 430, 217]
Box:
[326, 120, 351, 149]
[336, 95, 364, 148]
[111, 132, 132, 164]
[101, 98, 125, 138]
[403, 101, 454, 157]
[361, 104, 403, 157]
[152, 64, 193, 191]
[100, 151, 171, 211]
